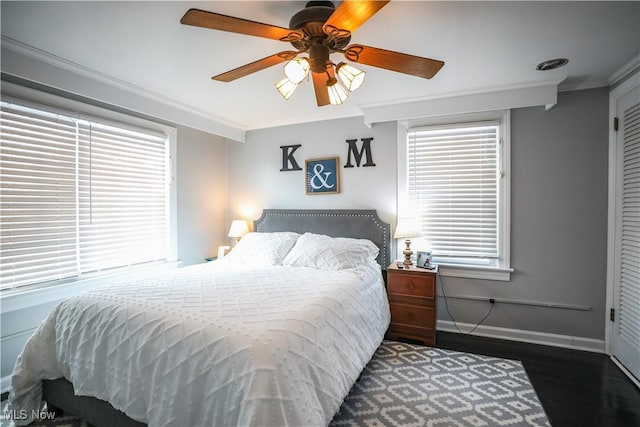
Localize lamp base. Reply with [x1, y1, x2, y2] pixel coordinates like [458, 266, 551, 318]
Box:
[403, 239, 413, 266]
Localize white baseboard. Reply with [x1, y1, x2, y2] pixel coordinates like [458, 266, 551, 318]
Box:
[437, 320, 605, 353]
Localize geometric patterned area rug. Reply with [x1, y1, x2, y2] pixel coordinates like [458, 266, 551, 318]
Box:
[330, 341, 551, 427]
[2, 340, 549, 427]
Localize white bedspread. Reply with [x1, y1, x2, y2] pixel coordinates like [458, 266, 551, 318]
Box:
[9, 260, 390, 426]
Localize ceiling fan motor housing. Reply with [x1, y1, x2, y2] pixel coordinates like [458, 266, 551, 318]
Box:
[309, 43, 331, 73]
[288, 1, 351, 52]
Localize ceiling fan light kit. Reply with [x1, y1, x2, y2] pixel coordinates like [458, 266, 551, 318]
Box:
[276, 59, 363, 103]
[181, 1, 444, 107]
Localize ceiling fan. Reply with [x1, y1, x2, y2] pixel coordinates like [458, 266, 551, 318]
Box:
[180, 0, 444, 106]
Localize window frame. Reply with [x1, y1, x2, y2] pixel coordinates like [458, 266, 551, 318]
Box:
[1, 83, 178, 296]
[397, 110, 512, 281]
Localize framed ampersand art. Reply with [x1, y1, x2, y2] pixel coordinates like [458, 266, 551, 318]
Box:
[305, 157, 340, 195]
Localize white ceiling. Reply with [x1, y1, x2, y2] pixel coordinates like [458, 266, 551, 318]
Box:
[1, 1, 639, 132]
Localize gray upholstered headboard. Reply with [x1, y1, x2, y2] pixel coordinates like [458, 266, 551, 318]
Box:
[254, 209, 391, 268]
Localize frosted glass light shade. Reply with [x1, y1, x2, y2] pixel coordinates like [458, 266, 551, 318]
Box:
[327, 80, 349, 105]
[284, 58, 310, 84]
[336, 62, 366, 91]
[275, 78, 298, 100]
[228, 220, 249, 239]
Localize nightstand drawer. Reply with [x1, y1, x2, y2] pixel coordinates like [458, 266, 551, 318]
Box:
[387, 273, 435, 299]
[389, 304, 435, 329]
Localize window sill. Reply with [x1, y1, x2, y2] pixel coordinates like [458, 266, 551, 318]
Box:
[1, 260, 181, 313]
[436, 263, 513, 281]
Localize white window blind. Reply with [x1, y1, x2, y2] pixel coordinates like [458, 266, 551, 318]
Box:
[1, 103, 79, 287]
[1, 99, 169, 291]
[407, 123, 500, 264]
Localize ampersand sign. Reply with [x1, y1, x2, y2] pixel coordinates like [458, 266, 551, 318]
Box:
[305, 157, 340, 195]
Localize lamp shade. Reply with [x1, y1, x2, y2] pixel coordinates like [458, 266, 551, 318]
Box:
[228, 220, 249, 239]
[275, 77, 298, 100]
[284, 58, 310, 85]
[394, 217, 421, 239]
[336, 62, 366, 92]
[327, 79, 349, 105]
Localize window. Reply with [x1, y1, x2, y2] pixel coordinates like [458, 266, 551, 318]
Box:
[399, 112, 511, 281]
[0, 98, 172, 291]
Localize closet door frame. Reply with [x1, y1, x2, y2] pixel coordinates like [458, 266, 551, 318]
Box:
[606, 69, 640, 388]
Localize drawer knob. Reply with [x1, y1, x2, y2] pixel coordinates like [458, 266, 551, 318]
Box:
[408, 282, 416, 290]
[407, 312, 415, 321]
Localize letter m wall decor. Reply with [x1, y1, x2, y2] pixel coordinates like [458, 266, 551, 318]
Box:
[306, 157, 340, 195]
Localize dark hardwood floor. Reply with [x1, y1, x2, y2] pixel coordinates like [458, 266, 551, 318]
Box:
[436, 331, 640, 427]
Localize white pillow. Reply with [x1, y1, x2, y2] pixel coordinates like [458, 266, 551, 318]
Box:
[223, 232, 300, 266]
[282, 232, 379, 270]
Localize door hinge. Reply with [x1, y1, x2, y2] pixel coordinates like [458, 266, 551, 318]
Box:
[610, 308, 615, 322]
[614, 117, 619, 132]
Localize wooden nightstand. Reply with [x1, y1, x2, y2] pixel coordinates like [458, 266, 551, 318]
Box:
[386, 262, 438, 346]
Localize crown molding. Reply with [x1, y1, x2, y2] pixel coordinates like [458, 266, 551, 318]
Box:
[360, 79, 563, 125]
[608, 53, 640, 88]
[1, 36, 246, 142]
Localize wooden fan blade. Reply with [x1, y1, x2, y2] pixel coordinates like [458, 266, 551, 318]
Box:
[213, 51, 298, 82]
[312, 71, 330, 107]
[181, 9, 304, 42]
[344, 44, 444, 79]
[323, 1, 389, 34]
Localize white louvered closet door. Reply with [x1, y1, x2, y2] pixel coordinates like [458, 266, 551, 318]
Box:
[611, 84, 640, 383]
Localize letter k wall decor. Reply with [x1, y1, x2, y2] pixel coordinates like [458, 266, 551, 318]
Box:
[306, 157, 340, 195]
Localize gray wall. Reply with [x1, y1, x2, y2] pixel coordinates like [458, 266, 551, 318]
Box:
[440, 88, 609, 339]
[228, 117, 398, 226]
[176, 125, 229, 265]
[228, 88, 609, 341]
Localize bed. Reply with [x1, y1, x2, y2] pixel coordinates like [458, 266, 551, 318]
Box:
[8, 209, 391, 427]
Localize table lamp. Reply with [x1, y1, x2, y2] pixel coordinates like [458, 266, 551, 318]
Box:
[394, 217, 422, 266]
[228, 220, 249, 242]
